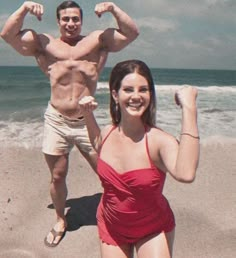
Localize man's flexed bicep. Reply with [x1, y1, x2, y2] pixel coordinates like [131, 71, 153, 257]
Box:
[5, 29, 43, 56]
[95, 2, 139, 52]
[1, 1, 44, 56]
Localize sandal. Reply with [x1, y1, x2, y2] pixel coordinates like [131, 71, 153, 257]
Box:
[44, 228, 66, 247]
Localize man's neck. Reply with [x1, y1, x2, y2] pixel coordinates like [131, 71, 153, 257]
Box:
[60, 35, 83, 46]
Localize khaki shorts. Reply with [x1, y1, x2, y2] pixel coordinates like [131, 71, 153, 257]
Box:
[42, 103, 94, 155]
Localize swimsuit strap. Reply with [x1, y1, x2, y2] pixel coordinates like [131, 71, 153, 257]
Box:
[99, 125, 155, 169]
[99, 125, 116, 155]
[144, 126, 156, 169]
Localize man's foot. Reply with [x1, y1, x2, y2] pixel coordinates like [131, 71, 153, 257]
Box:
[44, 222, 67, 248]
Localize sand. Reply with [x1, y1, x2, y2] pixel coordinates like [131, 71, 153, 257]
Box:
[0, 142, 235, 258]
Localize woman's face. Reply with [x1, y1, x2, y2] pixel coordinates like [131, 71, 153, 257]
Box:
[112, 72, 151, 119]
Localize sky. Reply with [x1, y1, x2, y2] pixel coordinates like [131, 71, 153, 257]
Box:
[0, 0, 235, 70]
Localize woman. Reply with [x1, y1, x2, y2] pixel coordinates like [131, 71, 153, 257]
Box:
[79, 60, 200, 258]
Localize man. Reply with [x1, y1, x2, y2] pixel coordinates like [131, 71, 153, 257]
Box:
[1, 1, 139, 247]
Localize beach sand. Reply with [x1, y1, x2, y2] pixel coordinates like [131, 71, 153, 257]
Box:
[0, 142, 235, 258]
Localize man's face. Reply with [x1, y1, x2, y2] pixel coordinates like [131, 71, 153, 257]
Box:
[58, 8, 82, 39]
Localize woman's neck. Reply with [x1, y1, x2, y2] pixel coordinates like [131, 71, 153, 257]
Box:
[118, 119, 146, 142]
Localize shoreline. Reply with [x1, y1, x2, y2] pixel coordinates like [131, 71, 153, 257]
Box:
[0, 142, 235, 257]
[0, 134, 236, 151]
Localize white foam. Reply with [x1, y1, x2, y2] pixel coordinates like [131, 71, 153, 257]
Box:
[0, 121, 43, 148]
[97, 82, 109, 89]
[196, 86, 236, 93]
[97, 83, 236, 93]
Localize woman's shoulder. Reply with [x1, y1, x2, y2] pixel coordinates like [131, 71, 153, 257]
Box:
[147, 126, 166, 136]
[101, 124, 115, 139]
[147, 126, 177, 142]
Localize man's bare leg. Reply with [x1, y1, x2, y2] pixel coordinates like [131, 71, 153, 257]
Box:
[44, 153, 69, 246]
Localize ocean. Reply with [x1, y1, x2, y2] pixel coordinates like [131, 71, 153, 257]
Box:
[0, 66, 235, 148]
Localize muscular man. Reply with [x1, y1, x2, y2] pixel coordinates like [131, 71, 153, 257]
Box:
[1, 1, 139, 247]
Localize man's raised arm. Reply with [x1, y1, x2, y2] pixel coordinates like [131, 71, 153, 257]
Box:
[1, 1, 44, 56]
[95, 2, 139, 52]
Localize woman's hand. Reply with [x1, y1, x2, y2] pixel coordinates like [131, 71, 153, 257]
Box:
[175, 85, 198, 110]
[78, 96, 98, 115]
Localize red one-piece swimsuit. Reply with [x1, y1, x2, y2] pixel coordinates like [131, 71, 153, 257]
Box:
[96, 126, 175, 246]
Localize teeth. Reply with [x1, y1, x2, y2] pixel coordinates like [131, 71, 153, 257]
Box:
[128, 103, 142, 108]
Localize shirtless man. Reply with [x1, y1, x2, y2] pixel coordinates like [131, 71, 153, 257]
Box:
[1, 1, 139, 247]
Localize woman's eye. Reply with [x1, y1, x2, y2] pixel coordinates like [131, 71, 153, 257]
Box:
[140, 88, 149, 93]
[123, 88, 133, 92]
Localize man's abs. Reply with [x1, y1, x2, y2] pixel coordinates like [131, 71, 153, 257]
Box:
[48, 60, 99, 119]
[36, 34, 108, 118]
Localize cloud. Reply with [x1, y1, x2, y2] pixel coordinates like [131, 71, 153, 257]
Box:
[132, 0, 236, 22]
[137, 17, 178, 33]
[206, 0, 234, 6]
[0, 14, 8, 28]
[130, 0, 204, 17]
[0, 0, 235, 69]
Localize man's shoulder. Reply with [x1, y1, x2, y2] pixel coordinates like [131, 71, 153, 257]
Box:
[37, 33, 58, 49]
[86, 30, 104, 39]
[38, 33, 54, 41]
[79, 30, 109, 52]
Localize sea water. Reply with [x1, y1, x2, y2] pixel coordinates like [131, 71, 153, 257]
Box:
[0, 66, 235, 148]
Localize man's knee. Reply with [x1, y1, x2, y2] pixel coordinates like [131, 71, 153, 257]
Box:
[51, 167, 68, 183]
[44, 153, 69, 180]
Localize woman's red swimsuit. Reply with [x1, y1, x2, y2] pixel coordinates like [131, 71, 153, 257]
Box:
[96, 127, 175, 245]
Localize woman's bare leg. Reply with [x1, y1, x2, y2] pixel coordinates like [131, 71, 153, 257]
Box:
[100, 240, 133, 258]
[136, 230, 175, 258]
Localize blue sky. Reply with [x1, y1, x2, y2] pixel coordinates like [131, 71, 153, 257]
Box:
[0, 0, 235, 69]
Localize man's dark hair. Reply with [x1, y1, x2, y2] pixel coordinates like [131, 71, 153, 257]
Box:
[56, 1, 83, 22]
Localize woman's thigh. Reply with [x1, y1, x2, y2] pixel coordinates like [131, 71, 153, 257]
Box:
[100, 240, 134, 258]
[135, 230, 175, 258]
